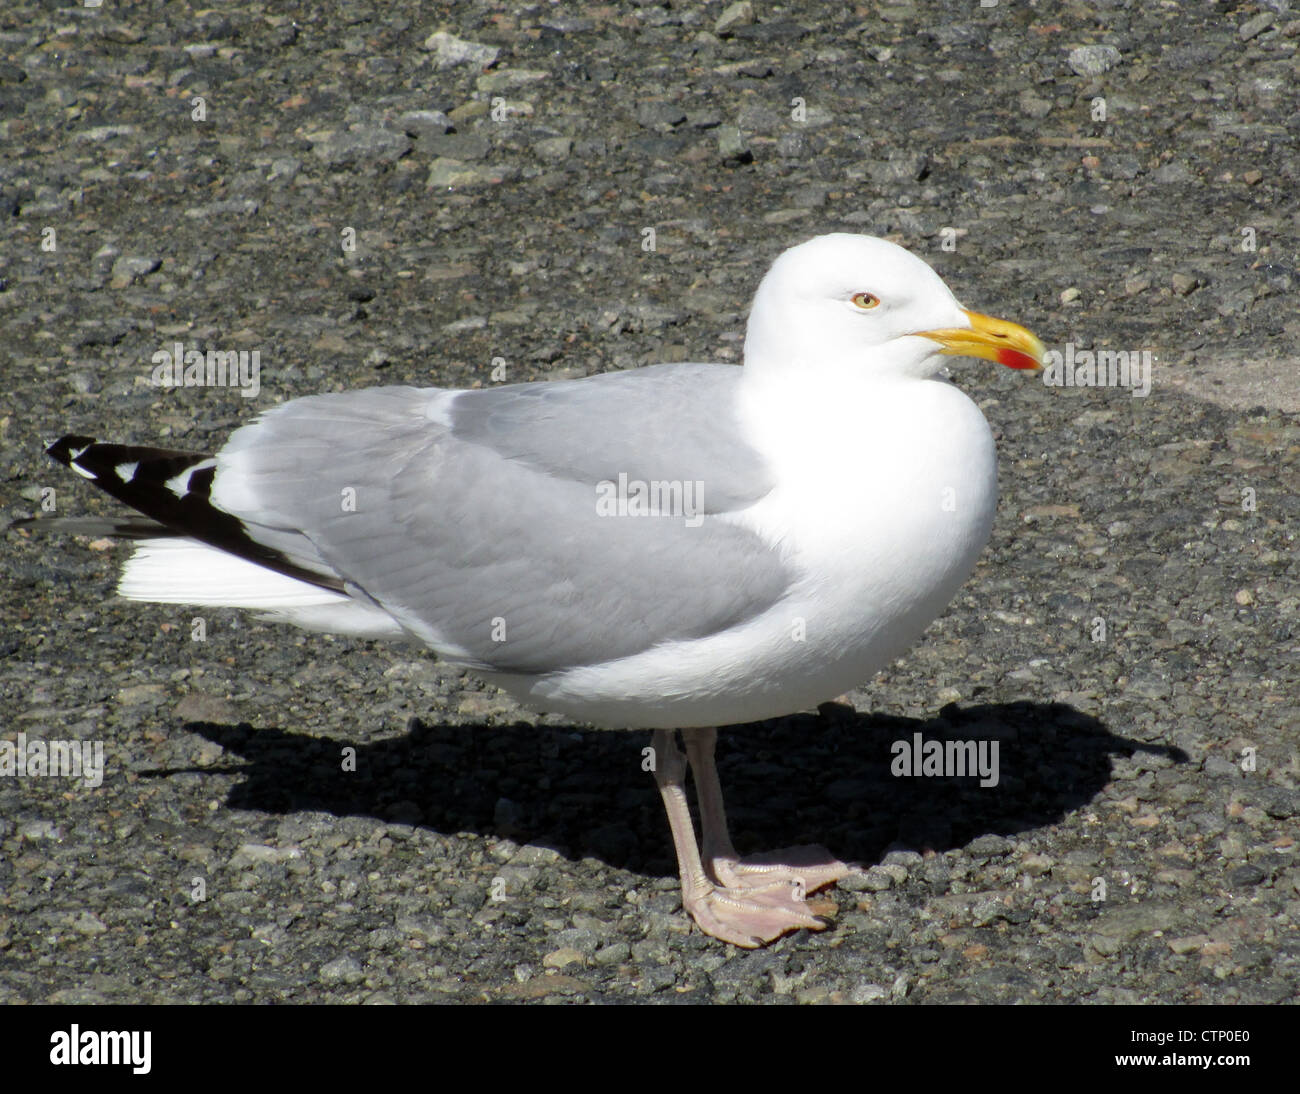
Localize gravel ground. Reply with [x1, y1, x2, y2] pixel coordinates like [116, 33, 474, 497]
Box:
[2, 1, 1297, 1005]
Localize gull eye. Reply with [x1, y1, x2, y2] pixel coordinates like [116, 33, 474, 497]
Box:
[851, 292, 880, 310]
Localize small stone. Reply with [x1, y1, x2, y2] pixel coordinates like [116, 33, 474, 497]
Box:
[312, 126, 411, 168]
[592, 942, 631, 966]
[1151, 161, 1192, 184]
[1228, 864, 1266, 887]
[267, 157, 299, 182]
[441, 315, 487, 333]
[717, 125, 752, 165]
[1234, 588, 1254, 605]
[318, 955, 365, 984]
[1022, 853, 1054, 877]
[91, 244, 120, 274]
[448, 100, 490, 125]
[966, 834, 1012, 857]
[796, 985, 831, 1004]
[1204, 756, 1241, 779]
[1067, 45, 1121, 77]
[1018, 92, 1053, 119]
[715, 1, 755, 36]
[1124, 276, 1151, 296]
[72, 912, 108, 935]
[542, 947, 584, 969]
[1238, 13, 1276, 42]
[116, 684, 168, 707]
[882, 849, 923, 868]
[636, 101, 687, 129]
[109, 255, 161, 288]
[1171, 273, 1200, 296]
[1125, 673, 1171, 700]
[1258, 789, 1300, 819]
[1167, 935, 1209, 955]
[534, 136, 573, 162]
[398, 110, 453, 140]
[540, 16, 594, 33]
[423, 30, 499, 69]
[184, 199, 260, 220]
[174, 692, 239, 723]
[1105, 156, 1141, 180]
[74, 125, 137, 143]
[763, 208, 811, 225]
[1089, 933, 1122, 957]
[426, 159, 502, 189]
[230, 843, 302, 868]
[879, 863, 909, 885]
[20, 819, 60, 841]
[476, 69, 549, 93]
[1059, 286, 1081, 303]
[510, 843, 563, 866]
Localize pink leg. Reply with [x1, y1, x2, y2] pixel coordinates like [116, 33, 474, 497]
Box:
[684, 727, 858, 894]
[650, 728, 857, 947]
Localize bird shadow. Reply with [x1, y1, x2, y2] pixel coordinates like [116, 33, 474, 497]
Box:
[141, 700, 1185, 879]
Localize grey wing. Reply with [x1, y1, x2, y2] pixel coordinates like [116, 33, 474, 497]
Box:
[210, 366, 793, 673]
[447, 363, 773, 511]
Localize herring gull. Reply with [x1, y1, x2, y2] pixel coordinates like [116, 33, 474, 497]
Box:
[17, 234, 1044, 946]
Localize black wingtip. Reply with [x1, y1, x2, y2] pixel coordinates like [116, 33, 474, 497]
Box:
[45, 435, 99, 467]
[39, 434, 346, 594]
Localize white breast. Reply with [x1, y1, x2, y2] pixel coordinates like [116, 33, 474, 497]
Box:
[503, 375, 998, 729]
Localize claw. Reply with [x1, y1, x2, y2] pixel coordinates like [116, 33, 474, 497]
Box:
[651, 727, 854, 947]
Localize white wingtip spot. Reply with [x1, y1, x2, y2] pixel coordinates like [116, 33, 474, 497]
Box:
[115, 461, 139, 482]
[165, 458, 216, 498]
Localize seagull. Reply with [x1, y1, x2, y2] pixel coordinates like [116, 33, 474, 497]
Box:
[16, 234, 1044, 947]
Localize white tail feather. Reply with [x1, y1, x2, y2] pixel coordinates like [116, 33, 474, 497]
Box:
[119, 538, 339, 607]
[118, 538, 405, 638]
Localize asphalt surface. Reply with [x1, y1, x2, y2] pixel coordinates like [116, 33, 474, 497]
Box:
[1, 2, 1297, 1004]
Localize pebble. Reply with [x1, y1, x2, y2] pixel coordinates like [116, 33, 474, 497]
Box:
[423, 31, 500, 70]
[1238, 13, 1275, 41]
[542, 947, 585, 969]
[19, 820, 61, 841]
[1067, 45, 1121, 77]
[426, 159, 504, 189]
[318, 955, 365, 984]
[1021, 854, 1054, 877]
[715, 2, 756, 36]
[1228, 864, 1266, 887]
[398, 110, 453, 140]
[717, 125, 752, 165]
[229, 843, 302, 868]
[966, 835, 1012, 857]
[109, 255, 161, 288]
[311, 127, 411, 168]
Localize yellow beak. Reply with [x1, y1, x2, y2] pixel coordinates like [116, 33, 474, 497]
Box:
[916, 309, 1045, 371]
